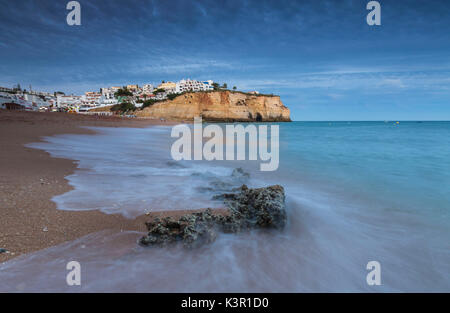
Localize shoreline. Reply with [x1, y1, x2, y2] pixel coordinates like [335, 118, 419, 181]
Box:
[0, 111, 204, 262]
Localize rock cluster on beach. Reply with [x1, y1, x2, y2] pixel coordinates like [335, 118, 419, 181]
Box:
[139, 184, 286, 248]
[218, 184, 286, 232]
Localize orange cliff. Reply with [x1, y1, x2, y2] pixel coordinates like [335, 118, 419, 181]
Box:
[135, 91, 291, 122]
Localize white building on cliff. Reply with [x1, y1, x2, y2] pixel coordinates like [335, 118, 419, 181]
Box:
[175, 79, 214, 93]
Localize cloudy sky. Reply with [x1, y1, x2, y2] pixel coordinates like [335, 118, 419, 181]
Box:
[1, 0, 449, 120]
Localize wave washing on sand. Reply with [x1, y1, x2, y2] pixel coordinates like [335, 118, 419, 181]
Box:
[1, 122, 449, 292]
[1, 195, 448, 292]
[25, 126, 249, 218]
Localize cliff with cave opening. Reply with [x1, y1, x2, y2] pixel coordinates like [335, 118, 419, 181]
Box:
[135, 91, 291, 122]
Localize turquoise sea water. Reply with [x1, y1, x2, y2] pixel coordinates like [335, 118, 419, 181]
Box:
[1, 121, 449, 292]
[278, 121, 450, 222]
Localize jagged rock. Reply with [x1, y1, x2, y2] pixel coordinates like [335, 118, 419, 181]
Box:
[231, 167, 250, 179]
[140, 185, 286, 248]
[218, 184, 286, 232]
[198, 168, 250, 193]
[139, 209, 218, 248]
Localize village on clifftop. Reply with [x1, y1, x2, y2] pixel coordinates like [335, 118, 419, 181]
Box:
[0, 79, 261, 114]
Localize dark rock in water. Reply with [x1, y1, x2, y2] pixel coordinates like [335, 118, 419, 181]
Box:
[140, 185, 286, 248]
[196, 180, 234, 193]
[139, 209, 218, 248]
[231, 167, 250, 179]
[218, 184, 286, 232]
[197, 168, 250, 194]
[0, 248, 7, 254]
[166, 160, 187, 169]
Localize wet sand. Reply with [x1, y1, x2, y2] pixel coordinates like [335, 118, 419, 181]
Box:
[0, 110, 201, 262]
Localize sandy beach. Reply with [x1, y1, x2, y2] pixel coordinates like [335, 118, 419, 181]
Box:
[0, 111, 201, 262]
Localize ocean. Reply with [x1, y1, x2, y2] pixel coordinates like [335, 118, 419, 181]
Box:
[1, 121, 449, 292]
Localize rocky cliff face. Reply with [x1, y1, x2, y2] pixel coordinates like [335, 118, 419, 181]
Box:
[135, 91, 291, 122]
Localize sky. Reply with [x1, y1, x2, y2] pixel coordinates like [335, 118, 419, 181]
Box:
[0, 0, 449, 121]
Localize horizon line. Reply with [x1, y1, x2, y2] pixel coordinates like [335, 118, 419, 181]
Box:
[290, 120, 450, 122]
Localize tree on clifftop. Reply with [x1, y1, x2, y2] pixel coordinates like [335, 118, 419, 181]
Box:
[111, 102, 136, 113]
[114, 88, 133, 98]
[167, 93, 178, 100]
